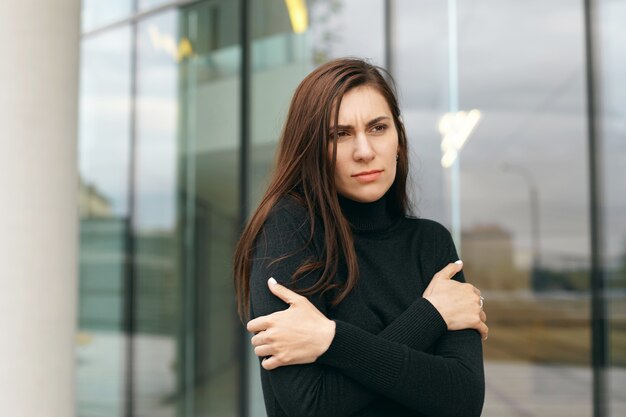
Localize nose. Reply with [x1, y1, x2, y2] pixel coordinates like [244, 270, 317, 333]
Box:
[353, 131, 375, 162]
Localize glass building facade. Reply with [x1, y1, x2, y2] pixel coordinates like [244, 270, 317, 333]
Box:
[76, 1, 625, 416]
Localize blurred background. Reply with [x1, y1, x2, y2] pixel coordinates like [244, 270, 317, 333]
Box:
[2, 0, 624, 416]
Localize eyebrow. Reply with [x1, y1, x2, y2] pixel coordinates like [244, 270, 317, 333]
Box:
[331, 116, 391, 131]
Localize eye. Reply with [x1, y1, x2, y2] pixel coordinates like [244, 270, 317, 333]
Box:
[332, 130, 351, 140]
[371, 124, 388, 134]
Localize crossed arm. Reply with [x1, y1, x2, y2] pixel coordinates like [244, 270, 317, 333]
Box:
[247, 208, 487, 416]
[249, 270, 486, 416]
[250, 262, 488, 365]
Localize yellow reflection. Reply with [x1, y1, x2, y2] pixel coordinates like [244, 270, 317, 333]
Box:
[284, 0, 309, 33]
[178, 37, 193, 61]
[148, 25, 194, 62]
[76, 331, 93, 346]
[438, 109, 481, 168]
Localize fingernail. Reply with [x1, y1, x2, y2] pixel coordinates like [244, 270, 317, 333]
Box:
[268, 277, 277, 285]
[455, 260, 463, 264]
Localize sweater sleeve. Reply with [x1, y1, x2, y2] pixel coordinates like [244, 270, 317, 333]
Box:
[250, 202, 484, 417]
[318, 322, 484, 417]
[376, 221, 469, 349]
[317, 222, 485, 416]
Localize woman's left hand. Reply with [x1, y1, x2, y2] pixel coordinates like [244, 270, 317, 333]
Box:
[247, 277, 336, 370]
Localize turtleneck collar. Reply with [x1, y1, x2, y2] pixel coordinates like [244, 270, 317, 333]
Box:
[338, 191, 401, 233]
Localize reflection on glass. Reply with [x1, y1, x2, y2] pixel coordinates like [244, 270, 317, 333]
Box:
[138, 0, 173, 12]
[285, 0, 309, 33]
[396, 0, 592, 415]
[134, 11, 180, 417]
[438, 109, 481, 168]
[77, 26, 132, 417]
[179, 1, 241, 416]
[598, 1, 626, 415]
[82, 0, 133, 32]
[134, 2, 242, 416]
[310, 0, 385, 65]
[248, 0, 309, 206]
[76, 0, 626, 415]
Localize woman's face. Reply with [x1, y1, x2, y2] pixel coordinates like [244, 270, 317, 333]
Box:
[329, 85, 399, 203]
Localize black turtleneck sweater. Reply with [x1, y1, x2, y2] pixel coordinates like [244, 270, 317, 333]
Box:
[249, 193, 485, 417]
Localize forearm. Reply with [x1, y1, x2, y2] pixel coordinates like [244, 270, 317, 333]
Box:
[255, 277, 479, 415]
[266, 322, 483, 417]
[377, 296, 447, 350]
[260, 298, 445, 416]
[318, 321, 485, 416]
[265, 362, 374, 417]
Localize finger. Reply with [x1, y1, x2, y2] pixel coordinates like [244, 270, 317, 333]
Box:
[261, 356, 282, 371]
[480, 310, 487, 323]
[254, 345, 273, 358]
[434, 260, 464, 280]
[247, 315, 271, 333]
[250, 331, 268, 347]
[267, 277, 301, 305]
[477, 322, 489, 341]
[472, 286, 482, 296]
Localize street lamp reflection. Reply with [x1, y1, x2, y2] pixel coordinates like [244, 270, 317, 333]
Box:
[439, 109, 481, 168]
[285, 0, 309, 33]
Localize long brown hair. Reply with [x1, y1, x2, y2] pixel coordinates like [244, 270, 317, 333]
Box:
[233, 58, 410, 321]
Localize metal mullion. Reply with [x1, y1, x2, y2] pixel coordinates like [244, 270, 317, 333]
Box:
[583, 0, 608, 416]
[384, 0, 393, 75]
[237, 0, 251, 416]
[123, 3, 140, 416]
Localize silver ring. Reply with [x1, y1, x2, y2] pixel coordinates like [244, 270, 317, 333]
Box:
[479, 296, 484, 309]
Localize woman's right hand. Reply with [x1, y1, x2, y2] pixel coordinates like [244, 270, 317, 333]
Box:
[423, 261, 489, 341]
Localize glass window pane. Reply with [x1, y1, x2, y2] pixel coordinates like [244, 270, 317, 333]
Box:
[179, 1, 241, 416]
[598, 1, 626, 415]
[134, 10, 181, 417]
[77, 25, 132, 417]
[138, 0, 172, 12]
[395, 0, 592, 415]
[82, 0, 133, 32]
[311, 0, 385, 65]
[134, 2, 241, 416]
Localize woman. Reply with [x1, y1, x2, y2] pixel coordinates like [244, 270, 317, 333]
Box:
[233, 58, 487, 417]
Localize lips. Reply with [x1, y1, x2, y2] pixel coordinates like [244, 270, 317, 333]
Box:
[352, 169, 383, 183]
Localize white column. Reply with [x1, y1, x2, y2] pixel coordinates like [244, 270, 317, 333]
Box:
[0, 2, 80, 417]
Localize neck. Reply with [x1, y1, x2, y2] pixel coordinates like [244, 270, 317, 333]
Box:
[338, 191, 399, 232]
